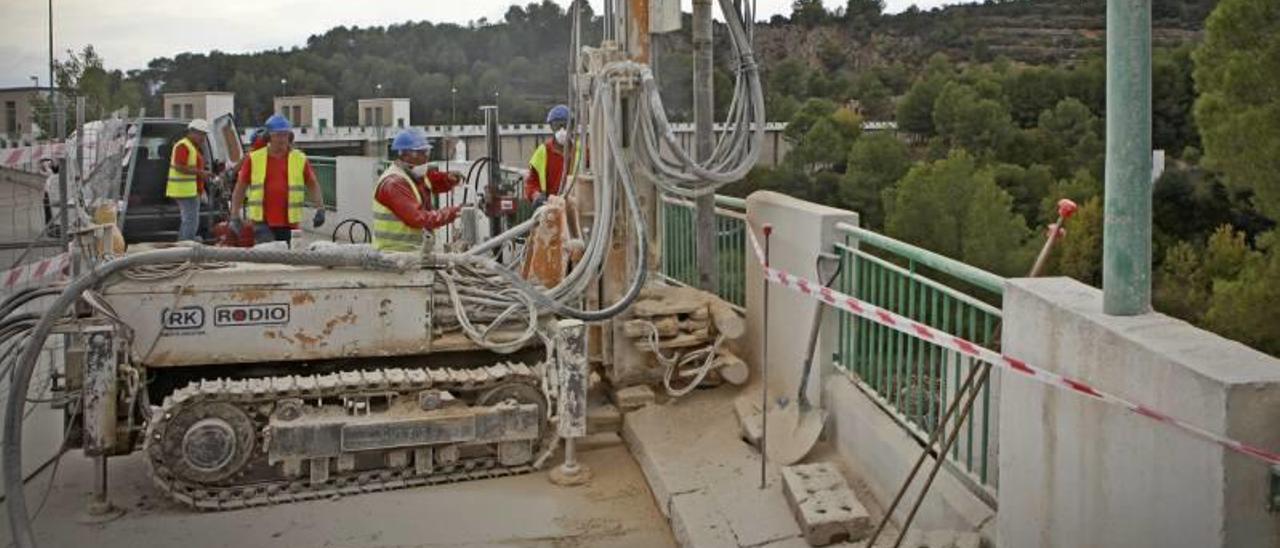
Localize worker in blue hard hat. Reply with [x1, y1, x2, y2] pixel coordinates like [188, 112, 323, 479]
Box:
[371, 128, 463, 252]
[230, 114, 326, 245]
[524, 104, 582, 206]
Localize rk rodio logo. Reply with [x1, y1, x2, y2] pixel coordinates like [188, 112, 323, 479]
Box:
[214, 304, 290, 327]
[161, 306, 205, 330]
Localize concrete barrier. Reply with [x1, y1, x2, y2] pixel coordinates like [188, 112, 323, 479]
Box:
[744, 191, 995, 539]
[1000, 278, 1280, 548]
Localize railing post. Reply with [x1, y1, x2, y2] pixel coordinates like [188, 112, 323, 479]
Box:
[1102, 0, 1153, 316]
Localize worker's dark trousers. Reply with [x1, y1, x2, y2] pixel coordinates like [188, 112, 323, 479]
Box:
[254, 224, 293, 245]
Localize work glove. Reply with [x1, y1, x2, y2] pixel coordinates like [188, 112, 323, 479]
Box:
[313, 209, 327, 228]
[425, 206, 461, 230]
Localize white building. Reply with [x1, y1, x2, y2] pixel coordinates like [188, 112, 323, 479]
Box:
[162, 92, 234, 121]
[272, 95, 334, 130]
[357, 98, 410, 128]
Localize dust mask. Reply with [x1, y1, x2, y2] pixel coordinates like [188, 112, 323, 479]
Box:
[555, 128, 569, 146]
[410, 163, 432, 180]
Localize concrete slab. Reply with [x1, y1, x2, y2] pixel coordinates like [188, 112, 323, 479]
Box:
[1, 436, 675, 548]
[901, 530, 982, 548]
[672, 491, 738, 548]
[625, 387, 846, 548]
[615, 384, 657, 410]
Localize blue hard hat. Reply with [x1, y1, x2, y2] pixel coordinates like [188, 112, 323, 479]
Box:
[264, 114, 292, 133]
[546, 104, 571, 125]
[391, 128, 431, 152]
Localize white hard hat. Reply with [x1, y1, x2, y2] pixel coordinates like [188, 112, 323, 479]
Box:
[187, 119, 211, 133]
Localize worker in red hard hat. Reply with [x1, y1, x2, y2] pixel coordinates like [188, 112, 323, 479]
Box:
[371, 128, 463, 252]
[524, 104, 582, 206]
[230, 114, 326, 245]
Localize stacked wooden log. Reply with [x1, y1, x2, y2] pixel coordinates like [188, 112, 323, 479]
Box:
[621, 286, 749, 387]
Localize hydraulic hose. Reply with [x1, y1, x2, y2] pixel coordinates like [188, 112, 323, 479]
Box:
[4, 246, 407, 548]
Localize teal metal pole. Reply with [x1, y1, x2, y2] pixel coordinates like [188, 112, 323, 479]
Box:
[1103, 0, 1153, 315]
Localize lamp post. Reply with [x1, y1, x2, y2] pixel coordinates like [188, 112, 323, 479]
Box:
[280, 78, 288, 97]
[451, 87, 457, 127]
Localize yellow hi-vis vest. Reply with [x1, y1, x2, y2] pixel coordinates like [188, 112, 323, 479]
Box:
[246, 147, 307, 225]
[372, 163, 428, 252]
[528, 141, 581, 194]
[166, 137, 199, 198]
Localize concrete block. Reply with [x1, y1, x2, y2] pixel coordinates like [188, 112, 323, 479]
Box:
[587, 402, 622, 433]
[671, 491, 738, 548]
[901, 530, 981, 548]
[782, 463, 871, 546]
[734, 391, 764, 447]
[615, 384, 656, 410]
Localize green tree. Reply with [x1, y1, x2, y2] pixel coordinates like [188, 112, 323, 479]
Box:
[784, 98, 838, 143]
[1034, 97, 1104, 179]
[896, 75, 947, 136]
[839, 133, 911, 229]
[850, 72, 894, 120]
[30, 46, 143, 137]
[990, 163, 1054, 225]
[845, 0, 884, 35]
[1192, 0, 1280, 220]
[932, 81, 1014, 155]
[1154, 240, 1210, 323]
[883, 151, 1034, 275]
[1204, 231, 1280, 355]
[1002, 66, 1066, 128]
[791, 0, 832, 27]
[791, 117, 847, 172]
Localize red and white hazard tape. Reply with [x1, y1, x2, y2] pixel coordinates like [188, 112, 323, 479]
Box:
[2, 253, 70, 290]
[0, 143, 65, 172]
[747, 226, 1280, 466]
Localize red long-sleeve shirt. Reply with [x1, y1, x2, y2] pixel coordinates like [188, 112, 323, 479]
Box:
[374, 170, 458, 229]
[525, 137, 572, 202]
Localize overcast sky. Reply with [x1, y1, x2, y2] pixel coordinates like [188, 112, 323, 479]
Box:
[1, 0, 960, 87]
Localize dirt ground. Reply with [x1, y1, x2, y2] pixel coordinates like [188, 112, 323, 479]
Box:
[0, 434, 675, 548]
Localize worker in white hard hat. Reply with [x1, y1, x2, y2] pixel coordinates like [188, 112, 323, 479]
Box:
[168, 118, 212, 241]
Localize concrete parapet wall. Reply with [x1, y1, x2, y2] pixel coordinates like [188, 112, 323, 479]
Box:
[999, 277, 1280, 548]
[744, 192, 994, 538]
[744, 191, 856, 404]
[824, 378, 997, 538]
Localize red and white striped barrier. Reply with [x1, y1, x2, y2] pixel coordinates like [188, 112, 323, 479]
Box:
[2, 253, 70, 291]
[747, 226, 1280, 466]
[0, 143, 65, 172]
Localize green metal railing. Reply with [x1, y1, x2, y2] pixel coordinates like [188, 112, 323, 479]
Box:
[833, 222, 1004, 497]
[310, 156, 338, 209]
[659, 195, 748, 309]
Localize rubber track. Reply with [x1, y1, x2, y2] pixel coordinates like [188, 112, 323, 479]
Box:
[144, 362, 548, 511]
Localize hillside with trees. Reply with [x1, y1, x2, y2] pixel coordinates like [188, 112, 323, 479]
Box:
[736, 0, 1278, 356]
